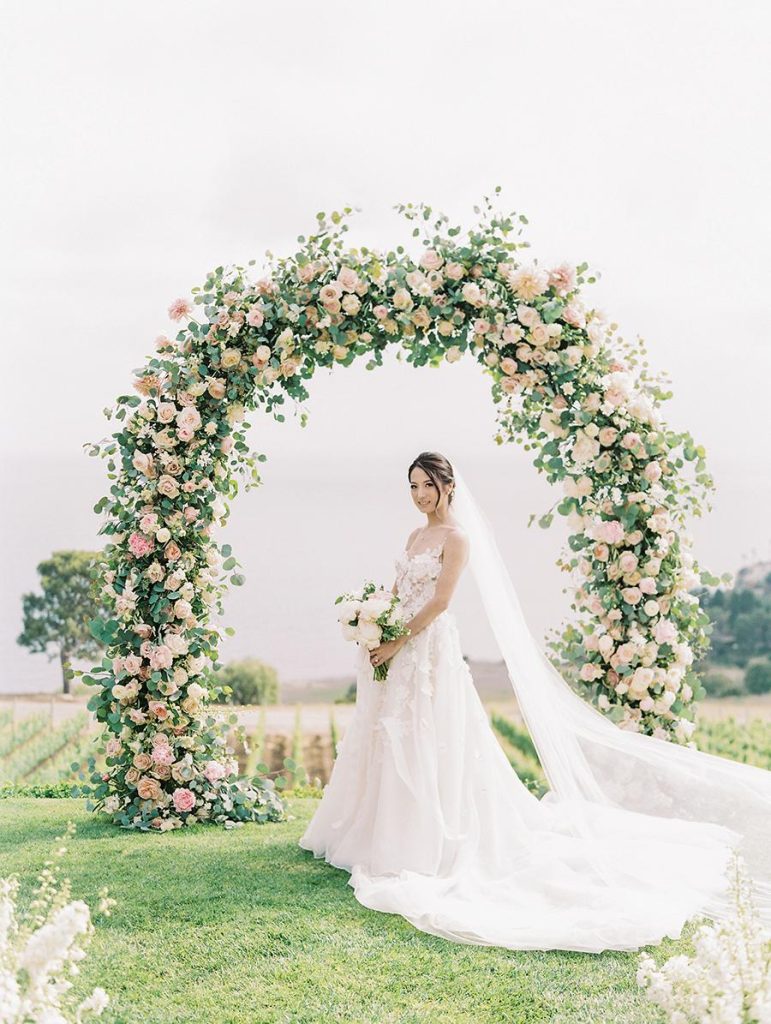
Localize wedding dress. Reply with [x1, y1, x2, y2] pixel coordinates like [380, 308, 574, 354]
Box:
[298, 470, 771, 953]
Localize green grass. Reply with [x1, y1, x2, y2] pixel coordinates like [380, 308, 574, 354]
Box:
[0, 797, 688, 1024]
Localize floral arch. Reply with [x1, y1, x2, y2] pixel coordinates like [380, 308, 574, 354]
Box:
[80, 189, 718, 831]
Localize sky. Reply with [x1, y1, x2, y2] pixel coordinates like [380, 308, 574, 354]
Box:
[1, 0, 770, 689]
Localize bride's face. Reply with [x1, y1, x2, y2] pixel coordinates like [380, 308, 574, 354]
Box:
[409, 468, 446, 514]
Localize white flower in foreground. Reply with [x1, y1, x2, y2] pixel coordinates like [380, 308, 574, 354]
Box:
[637, 853, 771, 1023]
[0, 822, 112, 1024]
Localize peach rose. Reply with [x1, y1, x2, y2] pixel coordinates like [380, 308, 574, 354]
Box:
[137, 776, 163, 801]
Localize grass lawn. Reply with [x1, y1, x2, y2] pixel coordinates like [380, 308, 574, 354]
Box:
[0, 797, 678, 1024]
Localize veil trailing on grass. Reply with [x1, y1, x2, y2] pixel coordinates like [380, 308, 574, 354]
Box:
[451, 466, 771, 927]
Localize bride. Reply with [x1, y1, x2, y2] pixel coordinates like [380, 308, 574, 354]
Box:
[299, 451, 771, 953]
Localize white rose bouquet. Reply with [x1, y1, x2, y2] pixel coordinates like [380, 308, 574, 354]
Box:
[335, 581, 410, 681]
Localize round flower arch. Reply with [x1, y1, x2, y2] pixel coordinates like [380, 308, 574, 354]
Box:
[79, 189, 720, 832]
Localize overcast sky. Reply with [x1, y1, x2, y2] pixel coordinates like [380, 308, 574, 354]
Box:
[1, 0, 770, 672]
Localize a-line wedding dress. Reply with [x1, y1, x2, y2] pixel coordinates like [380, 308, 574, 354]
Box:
[298, 468, 771, 953]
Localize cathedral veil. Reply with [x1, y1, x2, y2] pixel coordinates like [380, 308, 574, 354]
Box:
[450, 466, 771, 927]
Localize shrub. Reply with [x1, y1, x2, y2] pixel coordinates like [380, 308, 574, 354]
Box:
[745, 659, 771, 695]
[216, 658, 280, 705]
[335, 680, 357, 704]
[701, 670, 745, 698]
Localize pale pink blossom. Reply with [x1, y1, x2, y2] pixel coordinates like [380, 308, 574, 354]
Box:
[172, 787, 196, 812]
[203, 760, 227, 783]
[149, 645, 174, 671]
[419, 249, 444, 271]
[592, 520, 625, 545]
[129, 532, 154, 558]
[168, 298, 192, 321]
[547, 261, 577, 296]
[653, 618, 677, 645]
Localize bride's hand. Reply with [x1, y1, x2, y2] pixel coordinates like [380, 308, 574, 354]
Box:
[369, 638, 404, 668]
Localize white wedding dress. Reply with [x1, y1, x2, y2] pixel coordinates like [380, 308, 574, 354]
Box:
[298, 533, 761, 953]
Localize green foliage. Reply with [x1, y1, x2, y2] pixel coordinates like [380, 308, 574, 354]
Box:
[745, 659, 771, 695]
[0, 712, 92, 784]
[490, 714, 548, 797]
[215, 657, 280, 705]
[694, 718, 771, 770]
[700, 670, 745, 698]
[0, 780, 75, 799]
[695, 567, 771, 668]
[16, 550, 109, 693]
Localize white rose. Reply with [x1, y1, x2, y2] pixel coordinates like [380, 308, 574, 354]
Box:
[336, 599, 362, 624]
[340, 622, 359, 642]
[359, 597, 391, 621]
[356, 619, 382, 646]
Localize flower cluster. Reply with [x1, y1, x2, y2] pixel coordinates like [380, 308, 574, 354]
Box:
[80, 191, 720, 832]
[0, 821, 115, 1023]
[637, 854, 771, 1023]
[335, 581, 410, 681]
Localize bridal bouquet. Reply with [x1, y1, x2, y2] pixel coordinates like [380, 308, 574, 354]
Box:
[335, 582, 410, 681]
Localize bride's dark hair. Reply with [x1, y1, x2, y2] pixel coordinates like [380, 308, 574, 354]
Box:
[408, 452, 455, 506]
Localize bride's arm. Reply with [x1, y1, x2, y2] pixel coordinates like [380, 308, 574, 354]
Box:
[396, 530, 469, 646]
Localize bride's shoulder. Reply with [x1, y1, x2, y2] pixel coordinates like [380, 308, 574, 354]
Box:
[443, 524, 469, 557]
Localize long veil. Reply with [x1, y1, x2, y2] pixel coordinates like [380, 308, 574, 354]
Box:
[450, 466, 771, 925]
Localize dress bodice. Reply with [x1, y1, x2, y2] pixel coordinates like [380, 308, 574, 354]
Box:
[394, 544, 444, 620]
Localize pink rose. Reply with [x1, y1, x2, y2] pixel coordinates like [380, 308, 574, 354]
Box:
[337, 267, 360, 292]
[643, 462, 662, 483]
[152, 745, 175, 766]
[653, 619, 677, 645]
[129, 532, 154, 558]
[172, 787, 196, 813]
[639, 577, 657, 595]
[621, 431, 642, 450]
[621, 586, 642, 605]
[149, 645, 173, 671]
[618, 551, 639, 575]
[593, 520, 625, 545]
[147, 699, 169, 720]
[123, 654, 142, 676]
[419, 249, 444, 271]
[168, 298, 192, 322]
[203, 760, 227, 783]
[246, 307, 265, 328]
[547, 262, 577, 297]
[562, 303, 586, 329]
[580, 663, 603, 682]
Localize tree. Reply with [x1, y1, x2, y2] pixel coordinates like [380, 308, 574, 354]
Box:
[214, 657, 280, 705]
[17, 550, 107, 694]
[745, 660, 771, 695]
